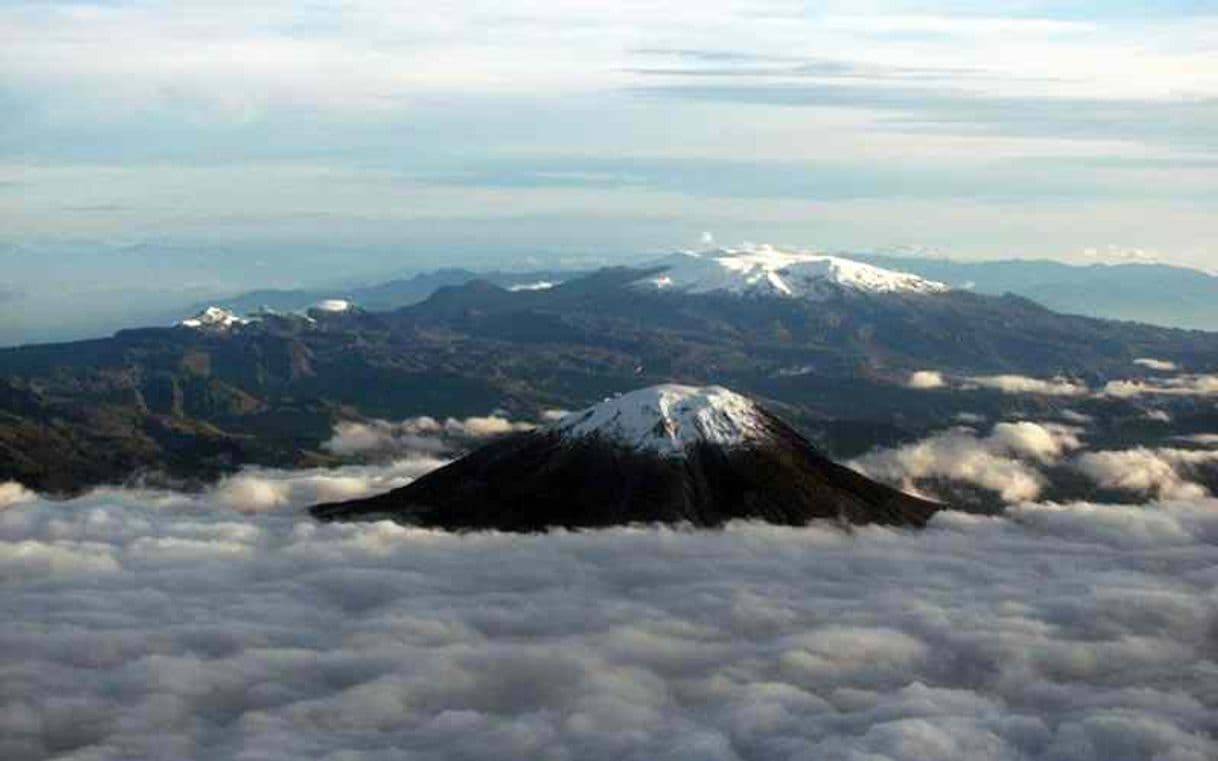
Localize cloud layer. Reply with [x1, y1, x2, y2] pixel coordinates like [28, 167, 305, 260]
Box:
[851, 422, 1083, 502]
[322, 414, 536, 458]
[854, 414, 1218, 504]
[1074, 448, 1218, 501]
[3, 483, 1217, 761]
[908, 369, 1218, 400]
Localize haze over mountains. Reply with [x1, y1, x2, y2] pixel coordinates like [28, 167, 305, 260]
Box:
[850, 252, 1218, 331]
[5, 247, 1218, 348]
[189, 248, 1218, 334]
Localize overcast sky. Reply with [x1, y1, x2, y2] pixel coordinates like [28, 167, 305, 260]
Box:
[2, 2, 1216, 335]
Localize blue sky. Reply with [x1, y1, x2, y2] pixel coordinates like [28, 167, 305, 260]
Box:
[1, 1, 1217, 342]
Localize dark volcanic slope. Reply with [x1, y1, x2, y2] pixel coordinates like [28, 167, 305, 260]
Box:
[311, 409, 942, 531]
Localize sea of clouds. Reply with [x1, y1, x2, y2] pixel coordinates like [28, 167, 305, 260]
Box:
[3, 460, 1217, 760]
[881, 362, 1218, 504]
[851, 420, 1218, 505]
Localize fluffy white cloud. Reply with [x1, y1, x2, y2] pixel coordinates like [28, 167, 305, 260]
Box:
[909, 368, 1218, 402]
[1, 484, 1216, 761]
[0, 481, 35, 510]
[906, 367, 1218, 406]
[990, 421, 1083, 461]
[909, 372, 1091, 397]
[323, 414, 536, 457]
[907, 370, 946, 390]
[447, 415, 535, 438]
[964, 374, 1089, 397]
[851, 422, 1083, 502]
[212, 458, 445, 513]
[1073, 448, 1218, 500]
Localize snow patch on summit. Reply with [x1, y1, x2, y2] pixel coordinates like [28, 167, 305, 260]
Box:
[638, 245, 948, 298]
[178, 306, 248, 330]
[551, 384, 770, 456]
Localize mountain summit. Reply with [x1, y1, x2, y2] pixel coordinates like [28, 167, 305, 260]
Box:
[177, 306, 249, 331]
[310, 384, 943, 531]
[553, 384, 769, 457]
[636, 246, 949, 298]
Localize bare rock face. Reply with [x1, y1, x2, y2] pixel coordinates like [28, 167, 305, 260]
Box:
[311, 385, 943, 531]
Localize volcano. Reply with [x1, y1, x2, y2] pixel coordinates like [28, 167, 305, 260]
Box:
[310, 385, 942, 531]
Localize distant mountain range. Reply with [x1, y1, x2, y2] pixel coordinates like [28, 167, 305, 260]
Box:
[195, 249, 1218, 332]
[3, 249, 1217, 493]
[189, 268, 582, 318]
[846, 253, 1218, 330]
[4, 248, 1215, 350]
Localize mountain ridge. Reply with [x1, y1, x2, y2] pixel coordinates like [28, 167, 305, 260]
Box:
[3, 260, 1218, 493]
[848, 253, 1218, 330]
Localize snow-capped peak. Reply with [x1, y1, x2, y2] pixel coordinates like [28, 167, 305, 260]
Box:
[178, 306, 248, 330]
[636, 245, 948, 298]
[550, 384, 771, 457]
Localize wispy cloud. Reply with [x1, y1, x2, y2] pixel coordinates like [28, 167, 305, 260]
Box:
[3, 2, 1217, 334]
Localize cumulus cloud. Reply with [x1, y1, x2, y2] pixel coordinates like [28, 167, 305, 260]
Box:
[323, 414, 536, 457]
[1133, 357, 1180, 372]
[964, 374, 1089, 397]
[1103, 374, 1218, 398]
[909, 371, 1090, 397]
[910, 368, 1218, 401]
[212, 458, 446, 513]
[906, 370, 946, 390]
[1073, 447, 1218, 500]
[851, 422, 1083, 502]
[450, 415, 535, 437]
[2, 485, 1216, 761]
[0, 481, 35, 510]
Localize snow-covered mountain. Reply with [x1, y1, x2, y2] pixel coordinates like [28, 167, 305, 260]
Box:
[179, 300, 357, 332]
[177, 306, 249, 330]
[636, 245, 949, 298]
[311, 383, 943, 531]
[552, 384, 769, 457]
